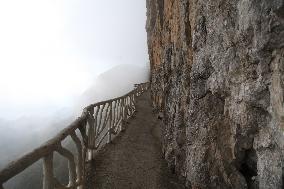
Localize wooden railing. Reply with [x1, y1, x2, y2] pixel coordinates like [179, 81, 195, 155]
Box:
[0, 82, 149, 189]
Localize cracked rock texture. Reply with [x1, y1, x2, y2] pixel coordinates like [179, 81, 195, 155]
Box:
[146, 0, 284, 188]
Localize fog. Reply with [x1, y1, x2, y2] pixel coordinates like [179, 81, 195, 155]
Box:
[0, 0, 149, 172]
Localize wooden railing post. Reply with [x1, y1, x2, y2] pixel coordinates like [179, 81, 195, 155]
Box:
[0, 82, 149, 189]
[121, 98, 126, 131]
[108, 102, 113, 143]
[70, 132, 83, 187]
[43, 153, 54, 189]
[87, 109, 95, 161]
[56, 145, 77, 187]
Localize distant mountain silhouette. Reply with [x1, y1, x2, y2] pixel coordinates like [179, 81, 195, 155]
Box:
[0, 64, 149, 189]
[78, 64, 149, 109]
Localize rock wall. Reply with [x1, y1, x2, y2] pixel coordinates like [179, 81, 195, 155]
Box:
[146, 0, 284, 188]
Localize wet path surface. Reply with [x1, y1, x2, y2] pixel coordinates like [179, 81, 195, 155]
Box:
[86, 92, 185, 189]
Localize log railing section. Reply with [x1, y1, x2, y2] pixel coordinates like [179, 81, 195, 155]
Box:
[0, 82, 149, 189]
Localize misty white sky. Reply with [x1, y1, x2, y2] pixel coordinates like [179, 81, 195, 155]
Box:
[0, 0, 148, 119]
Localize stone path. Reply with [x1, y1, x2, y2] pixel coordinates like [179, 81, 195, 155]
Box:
[86, 92, 186, 189]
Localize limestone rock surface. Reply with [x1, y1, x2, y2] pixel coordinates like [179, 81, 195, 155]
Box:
[146, 0, 284, 188]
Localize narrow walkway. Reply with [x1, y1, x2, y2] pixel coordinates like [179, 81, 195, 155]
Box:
[86, 92, 185, 189]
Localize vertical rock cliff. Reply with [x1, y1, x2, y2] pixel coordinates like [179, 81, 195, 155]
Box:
[146, 0, 284, 188]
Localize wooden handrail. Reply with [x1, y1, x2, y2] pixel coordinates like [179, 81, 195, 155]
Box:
[0, 82, 149, 189]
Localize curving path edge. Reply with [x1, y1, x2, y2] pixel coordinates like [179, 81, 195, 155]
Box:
[86, 92, 186, 189]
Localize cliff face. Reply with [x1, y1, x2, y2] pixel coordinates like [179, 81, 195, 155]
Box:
[146, 0, 284, 188]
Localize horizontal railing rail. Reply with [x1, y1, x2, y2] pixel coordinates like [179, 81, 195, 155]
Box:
[0, 82, 149, 189]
